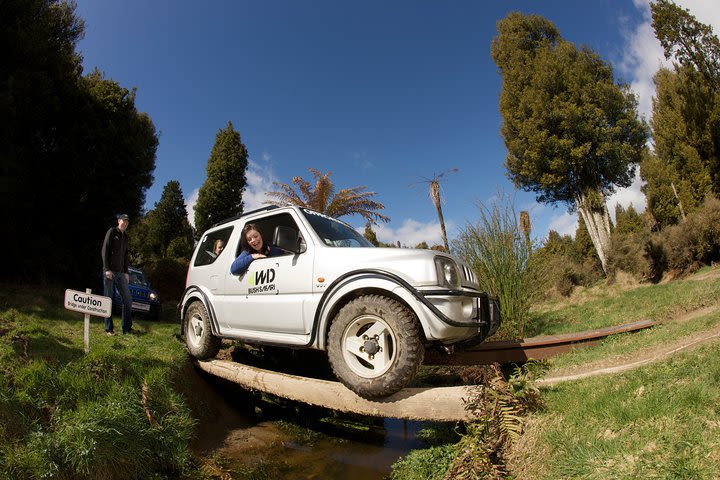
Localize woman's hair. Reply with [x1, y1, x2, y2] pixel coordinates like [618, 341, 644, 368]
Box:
[240, 223, 267, 254]
[212, 239, 225, 253]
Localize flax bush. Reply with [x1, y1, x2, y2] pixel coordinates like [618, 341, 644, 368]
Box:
[452, 194, 539, 339]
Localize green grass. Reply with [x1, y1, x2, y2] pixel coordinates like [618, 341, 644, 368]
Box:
[526, 273, 720, 337]
[0, 283, 199, 480]
[393, 268, 720, 478]
[510, 342, 720, 479]
[503, 271, 720, 478]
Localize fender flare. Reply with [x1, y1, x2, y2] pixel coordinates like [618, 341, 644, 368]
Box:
[313, 273, 423, 349]
[178, 286, 221, 337]
[310, 268, 482, 349]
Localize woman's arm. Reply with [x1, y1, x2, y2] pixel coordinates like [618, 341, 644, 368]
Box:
[230, 250, 254, 275]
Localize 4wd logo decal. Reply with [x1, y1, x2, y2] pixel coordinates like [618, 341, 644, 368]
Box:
[248, 268, 276, 294]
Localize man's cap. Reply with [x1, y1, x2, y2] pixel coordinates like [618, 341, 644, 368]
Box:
[117, 214, 130, 220]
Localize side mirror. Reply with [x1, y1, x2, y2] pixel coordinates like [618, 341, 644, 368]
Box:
[273, 226, 306, 254]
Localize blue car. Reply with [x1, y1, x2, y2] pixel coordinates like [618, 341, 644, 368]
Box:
[112, 267, 162, 319]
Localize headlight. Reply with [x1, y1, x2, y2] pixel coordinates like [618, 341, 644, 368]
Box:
[149, 292, 158, 301]
[434, 257, 461, 289]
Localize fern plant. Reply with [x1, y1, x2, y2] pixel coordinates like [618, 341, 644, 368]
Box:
[443, 362, 546, 478]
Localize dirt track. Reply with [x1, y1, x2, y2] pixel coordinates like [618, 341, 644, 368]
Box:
[540, 304, 720, 385]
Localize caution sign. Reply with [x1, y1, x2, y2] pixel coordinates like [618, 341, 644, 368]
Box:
[64, 289, 112, 317]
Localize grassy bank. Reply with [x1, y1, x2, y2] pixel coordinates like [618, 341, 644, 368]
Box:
[509, 340, 720, 478]
[0, 284, 197, 480]
[390, 267, 720, 479]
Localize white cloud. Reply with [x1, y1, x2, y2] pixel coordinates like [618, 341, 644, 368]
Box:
[547, 211, 578, 238]
[372, 218, 451, 247]
[243, 159, 277, 211]
[185, 188, 199, 228]
[622, 1, 720, 120]
[608, 171, 647, 221]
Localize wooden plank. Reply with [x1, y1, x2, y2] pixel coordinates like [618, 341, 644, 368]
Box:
[194, 359, 476, 422]
[425, 319, 657, 366]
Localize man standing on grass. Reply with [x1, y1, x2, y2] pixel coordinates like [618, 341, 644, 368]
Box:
[101, 214, 135, 335]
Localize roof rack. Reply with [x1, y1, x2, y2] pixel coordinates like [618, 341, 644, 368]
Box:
[210, 205, 280, 228]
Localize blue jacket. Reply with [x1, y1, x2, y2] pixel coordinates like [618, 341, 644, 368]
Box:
[230, 246, 284, 275]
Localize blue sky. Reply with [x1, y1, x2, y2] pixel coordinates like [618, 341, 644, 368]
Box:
[74, 0, 719, 246]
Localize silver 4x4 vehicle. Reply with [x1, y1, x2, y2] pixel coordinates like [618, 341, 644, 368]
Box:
[180, 206, 500, 399]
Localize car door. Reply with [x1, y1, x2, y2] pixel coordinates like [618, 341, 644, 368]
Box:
[216, 212, 315, 335]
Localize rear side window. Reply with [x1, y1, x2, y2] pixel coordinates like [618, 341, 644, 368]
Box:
[194, 226, 234, 267]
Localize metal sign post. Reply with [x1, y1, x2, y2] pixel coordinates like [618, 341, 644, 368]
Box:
[64, 289, 112, 353]
[84, 288, 90, 352]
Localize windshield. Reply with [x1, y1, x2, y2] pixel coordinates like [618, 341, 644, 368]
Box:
[129, 271, 149, 287]
[301, 209, 374, 248]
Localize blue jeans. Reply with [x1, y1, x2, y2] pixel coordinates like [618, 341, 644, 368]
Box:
[104, 271, 133, 333]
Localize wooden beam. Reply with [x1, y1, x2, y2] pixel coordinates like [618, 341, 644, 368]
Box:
[194, 359, 476, 422]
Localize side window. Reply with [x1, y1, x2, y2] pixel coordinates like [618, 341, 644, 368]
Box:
[194, 226, 234, 267]
[235, 213, 301, 258]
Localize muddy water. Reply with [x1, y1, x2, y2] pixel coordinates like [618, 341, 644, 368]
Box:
[187, 366, 431, 479]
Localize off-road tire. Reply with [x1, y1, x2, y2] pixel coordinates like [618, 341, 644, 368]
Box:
[327, 295, 424, 399]
[184, 301, 221, 359]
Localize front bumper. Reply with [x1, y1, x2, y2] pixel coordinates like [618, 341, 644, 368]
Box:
[418, 289, 501, 342]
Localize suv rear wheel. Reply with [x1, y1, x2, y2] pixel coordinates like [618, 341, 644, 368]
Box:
[184, 301, 221, 359]
[328, 295, 424, 399]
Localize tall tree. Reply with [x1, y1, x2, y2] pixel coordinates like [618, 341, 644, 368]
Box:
[1, 1, 157, 282]
[491, 12, 648, 273]
[1, 0, 84, 281]
[146, 181, 194, 258]
[642, 66, 715, 226]
[194, 121, 248, 235]
[651, 0, 720, 89]
[265, 168, 390, 224]
[642, 1, 720, 223]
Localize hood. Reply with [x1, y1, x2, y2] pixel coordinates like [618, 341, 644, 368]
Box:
[313, 247, 478, 289]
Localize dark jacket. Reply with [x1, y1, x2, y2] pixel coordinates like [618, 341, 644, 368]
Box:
[101, 227, 129, 273]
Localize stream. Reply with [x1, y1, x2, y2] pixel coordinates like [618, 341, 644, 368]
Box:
[186, 364, 433, 479]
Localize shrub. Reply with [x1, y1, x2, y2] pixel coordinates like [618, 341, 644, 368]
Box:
[529, 242, 602, 298]
[607, 230, 654, 281]
[662, 196, 720, 273]
[145, 258, 190, 302]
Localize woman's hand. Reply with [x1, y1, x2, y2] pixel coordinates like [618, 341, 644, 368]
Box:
[251, 253, 267, 260]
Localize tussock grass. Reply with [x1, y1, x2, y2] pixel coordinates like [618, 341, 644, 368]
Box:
[0, 283, 197, 480]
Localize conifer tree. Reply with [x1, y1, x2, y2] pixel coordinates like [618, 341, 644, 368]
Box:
[194, 121, 248, 235]
[363, 223, 380, 246]
[641, 2, 720, 226]
[149, 181, 194, 258]
[491, 12, 647, 273]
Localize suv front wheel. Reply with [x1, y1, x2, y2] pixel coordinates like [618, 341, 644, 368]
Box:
[184, 301, 221, 359]
[327, 295, 424, 399]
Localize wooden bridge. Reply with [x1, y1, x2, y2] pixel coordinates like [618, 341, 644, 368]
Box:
[194, 319, 656, 422]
